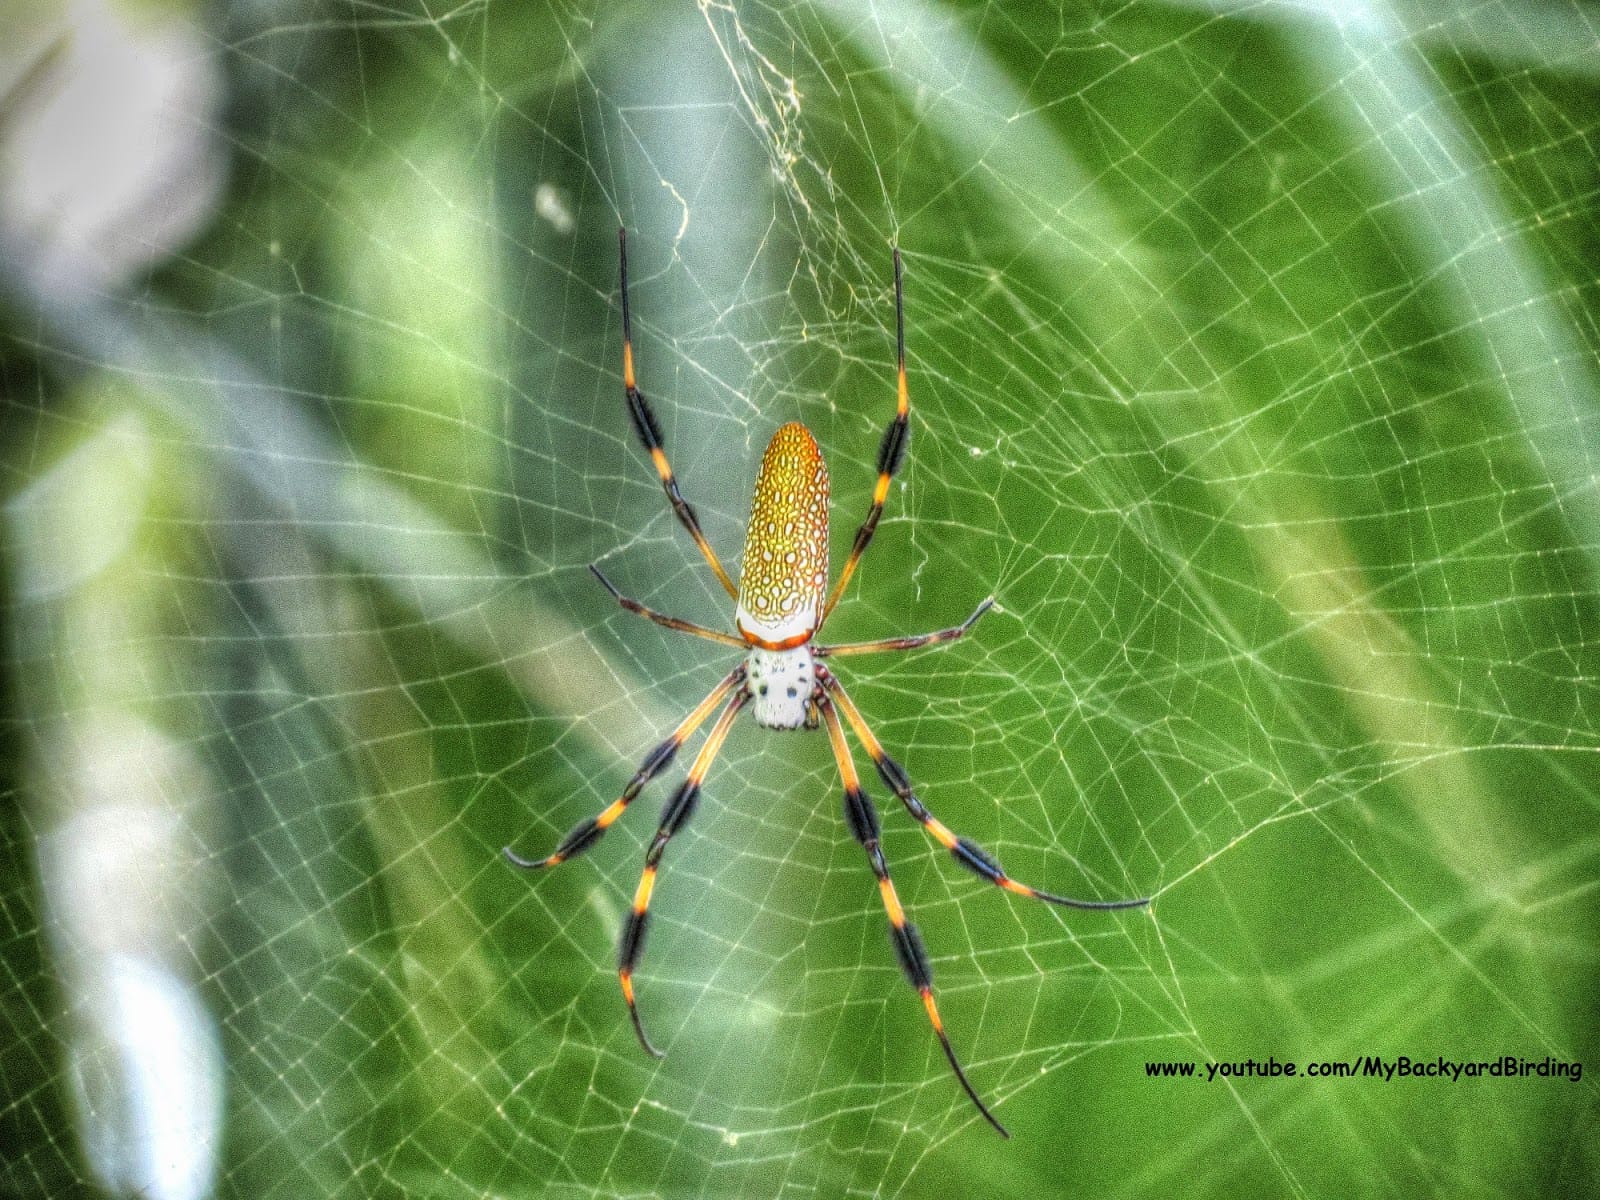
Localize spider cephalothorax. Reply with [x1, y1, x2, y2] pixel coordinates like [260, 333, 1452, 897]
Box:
[506, 229, 1149, 1137]
[745, 644, 816, 730]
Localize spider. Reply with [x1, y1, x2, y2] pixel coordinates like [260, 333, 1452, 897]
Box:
[506, 228, 1149, 1137]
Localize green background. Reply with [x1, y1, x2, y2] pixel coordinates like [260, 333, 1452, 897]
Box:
[3, 1, 1598, 1197]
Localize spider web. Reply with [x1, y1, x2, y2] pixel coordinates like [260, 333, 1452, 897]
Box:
[3, 1, 1599, 1197]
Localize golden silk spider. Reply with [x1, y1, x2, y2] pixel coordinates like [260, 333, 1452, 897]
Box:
[505, 229, 1149, 1136]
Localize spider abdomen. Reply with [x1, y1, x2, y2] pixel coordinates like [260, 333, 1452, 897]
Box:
[736, 422, 829, 649]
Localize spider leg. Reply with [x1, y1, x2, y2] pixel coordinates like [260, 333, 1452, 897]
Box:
[821, 671, 1150, 912]
[820, 247, 910, 627]
[503, 664, 746, 870]
[618, 689, 748, 1057]
[589, 565, 748, 648]
[817, 596, 995, 658]
[817, 692, 1009, 1138]
[617, 227, 739, 600]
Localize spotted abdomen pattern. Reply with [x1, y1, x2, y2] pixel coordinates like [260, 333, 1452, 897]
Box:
[736, 422, 829, 646]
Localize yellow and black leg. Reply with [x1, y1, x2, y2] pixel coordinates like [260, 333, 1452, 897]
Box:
[821, 247, 912, 625]
[823, 672, 1150, 913]
[617, 227, 739, 600]
[618, 690, 748, 1056]
[818, 691, 1009, 1137]
[504, 665, 746, 870]
[590, 565, 747, 649]
[817, 596, 995, 658]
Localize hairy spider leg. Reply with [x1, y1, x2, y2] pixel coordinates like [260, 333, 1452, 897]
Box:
[502, 664, 746, 870]
[818, 690, 1009, 1138]
[590, 565, 746, 649]
[817, 596, 996, 658]
[821, 246, 910, 627]
[821, 671, 1151, 912]
[618, 690, 748, 1056]
[618, 227, 739, 599]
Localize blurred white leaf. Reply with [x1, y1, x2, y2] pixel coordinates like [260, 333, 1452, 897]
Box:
[66, 953, 223, 1200]
[0, 0, 226, 290]
[6, 408, 152, 598]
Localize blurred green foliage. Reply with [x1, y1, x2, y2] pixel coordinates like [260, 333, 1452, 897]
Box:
[3, 1, 1599, 1197]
